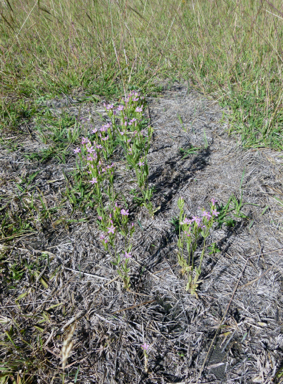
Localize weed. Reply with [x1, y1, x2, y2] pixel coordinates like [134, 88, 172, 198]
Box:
[179, 146, 200, 159]
[176, 197, 220, 296]
[70, 91, 152, 288]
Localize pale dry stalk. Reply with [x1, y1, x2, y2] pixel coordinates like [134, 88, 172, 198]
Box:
[61, 322, 76, 370]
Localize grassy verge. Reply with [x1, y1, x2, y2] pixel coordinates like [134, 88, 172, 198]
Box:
[0, 0, 283, 149]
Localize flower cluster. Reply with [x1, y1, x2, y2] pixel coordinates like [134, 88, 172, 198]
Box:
[177, 197, 219, 296]
[73, 91, 152, 289]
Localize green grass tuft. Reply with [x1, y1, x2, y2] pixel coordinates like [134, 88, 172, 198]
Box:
[0, 0, 282, 149]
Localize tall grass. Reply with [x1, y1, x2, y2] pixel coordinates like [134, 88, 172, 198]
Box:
[1, 0, 283, 148]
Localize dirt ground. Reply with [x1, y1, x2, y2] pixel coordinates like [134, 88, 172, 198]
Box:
[1, 83, 283, 383]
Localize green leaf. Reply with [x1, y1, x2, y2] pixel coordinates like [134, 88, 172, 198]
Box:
[15, 292, 28, 302]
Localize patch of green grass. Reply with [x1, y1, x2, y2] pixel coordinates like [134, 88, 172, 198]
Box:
[0, 0, 282, 150]
[24, 145, 67, 163]
[63, 169, 97, 212]
[0, 98, 39, 133]
[0, 188, 67, 242]
[0, 209, 34, 242]
[1, 251, 48, 290]
[22, 112, 82, 163]
[220, 76, 283, 150]
[33, 111, 77, 144]
[179, 146, 200, 159]
[214, 170, 251, 229]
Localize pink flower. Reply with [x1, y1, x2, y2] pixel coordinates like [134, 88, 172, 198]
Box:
[121, 209, 129, 216]
[117, 105, 124, 111]
[191, 216, 202, 227]
[106, 104, 114, 110]
[211, 198, 217, 205]
[132, 97, 139, 101]
[74, 148, 81, 154]
[135, 106, 143, 112]
[124, 252, 132, 259]
[98, 216, 102, 220]
[96, 144, 103, 149]
[184, 231, 191, 237]
[202, 211, 212, 220]
[138, 161, 144, 167]
[141, 343, 150, 352]
[81, 137, 89, 144]
[100, 235, 108, 244]
[107, 225, 115, 234]
[86, 146, 95, 153]
[180, 217, 190, 225]
[90, 177, 97, 184]
[92, 128, 98, 134]
[212, 209, 219, 217]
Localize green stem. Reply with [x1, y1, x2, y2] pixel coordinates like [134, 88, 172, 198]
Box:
[198, 238, 206, 275]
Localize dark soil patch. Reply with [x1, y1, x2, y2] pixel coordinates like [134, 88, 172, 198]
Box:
[1, 84, 283, 383]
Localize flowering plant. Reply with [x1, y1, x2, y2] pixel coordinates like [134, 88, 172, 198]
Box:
[141, 342, 150, 373]
[73, 91, 153, 288]
[176, 197, 219, 296]
[112, 249, 132, 290]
